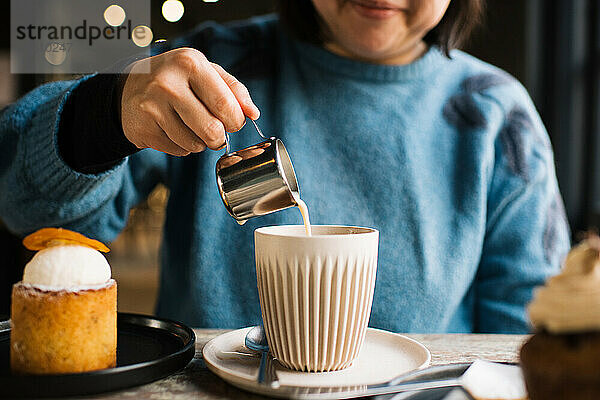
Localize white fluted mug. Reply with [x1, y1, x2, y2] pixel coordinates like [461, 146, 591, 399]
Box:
[255, 225, 378, 372]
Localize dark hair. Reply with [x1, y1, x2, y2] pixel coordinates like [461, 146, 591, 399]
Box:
[276, 0, 484, 57]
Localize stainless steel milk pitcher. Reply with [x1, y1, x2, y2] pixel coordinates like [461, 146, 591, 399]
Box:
[215, 120, 301, 223]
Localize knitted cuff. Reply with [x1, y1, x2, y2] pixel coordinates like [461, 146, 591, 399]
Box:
[20, 77, 127, 202]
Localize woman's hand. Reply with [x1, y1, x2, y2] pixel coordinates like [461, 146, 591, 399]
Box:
[121, 48, 260, 156]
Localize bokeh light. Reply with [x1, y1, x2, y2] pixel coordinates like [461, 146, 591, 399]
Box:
[132, 25, 153, 47]
[45, 43, 68, 66]
[162, 0, 185, 23]
[104, 5, 126, 27]
[203, 0, 219, 2]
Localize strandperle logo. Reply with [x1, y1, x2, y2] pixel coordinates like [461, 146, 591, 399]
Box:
[11, 0, 151, 74]
[15, 20, 149, 47]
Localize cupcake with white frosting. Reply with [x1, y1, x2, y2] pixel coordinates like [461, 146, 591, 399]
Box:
[10, 228, 117, 374]
[520, 234, 600, 399]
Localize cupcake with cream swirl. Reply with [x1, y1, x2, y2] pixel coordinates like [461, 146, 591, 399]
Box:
[10, 228, 117, 374]
[520, 234, 600, 399]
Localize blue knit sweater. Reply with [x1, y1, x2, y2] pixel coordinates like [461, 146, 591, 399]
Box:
[0, 16, 570, 332]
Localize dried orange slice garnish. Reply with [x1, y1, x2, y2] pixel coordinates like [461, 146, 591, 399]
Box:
[23, 228, 110, 253]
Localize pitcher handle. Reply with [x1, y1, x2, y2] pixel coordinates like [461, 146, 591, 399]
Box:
[223, 132, 231, 155]
[251, 118, 267, 139]
[223, 118, 266, 156]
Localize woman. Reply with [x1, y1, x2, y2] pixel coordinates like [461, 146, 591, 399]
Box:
[0, 0, 570, 332]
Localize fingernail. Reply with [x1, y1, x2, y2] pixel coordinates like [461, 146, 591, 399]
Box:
[251, 104, 260, 119]
[246, 100, 260, 118]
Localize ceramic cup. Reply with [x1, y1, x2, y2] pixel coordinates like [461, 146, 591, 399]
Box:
[255, 225, 379, 372]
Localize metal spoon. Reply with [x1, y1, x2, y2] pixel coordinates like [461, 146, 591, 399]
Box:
[245, 326, 280, 388]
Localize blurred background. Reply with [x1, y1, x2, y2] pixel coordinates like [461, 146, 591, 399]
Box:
[1, 0, 599, 320]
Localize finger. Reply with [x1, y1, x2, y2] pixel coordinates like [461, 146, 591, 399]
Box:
[156, 105, 207, 153]
[149, 121, 192, 157]
[171, 90, 227, 150]
[210, 63, 260, 120]
[187, 62, 246, 133]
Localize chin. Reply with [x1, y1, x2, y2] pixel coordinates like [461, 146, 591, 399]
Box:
[340, 37, 399, 61]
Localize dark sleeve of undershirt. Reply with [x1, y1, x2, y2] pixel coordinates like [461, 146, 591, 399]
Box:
[57, 73, 140, 174]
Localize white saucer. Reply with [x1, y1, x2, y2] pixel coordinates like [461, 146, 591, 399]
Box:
[203, 327, 431, 398]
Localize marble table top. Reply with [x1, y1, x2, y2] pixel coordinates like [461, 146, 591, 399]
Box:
[76, 329, 529, 400]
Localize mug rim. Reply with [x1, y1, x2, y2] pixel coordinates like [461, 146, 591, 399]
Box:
[255, 224, 378, 238]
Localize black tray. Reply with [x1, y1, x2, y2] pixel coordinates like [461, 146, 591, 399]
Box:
[0, 312, 196, 398]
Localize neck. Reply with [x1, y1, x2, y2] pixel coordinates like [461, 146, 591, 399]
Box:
[324, 40, 428, 65]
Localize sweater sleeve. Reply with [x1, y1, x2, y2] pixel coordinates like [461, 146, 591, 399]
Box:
[0, 78, 167, 243]
[58, 73, 140, 174]
[474, 86, 571, 333]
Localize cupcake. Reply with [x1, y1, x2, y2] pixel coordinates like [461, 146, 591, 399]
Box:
[520, 234, 600, 399]
[10, 228, 117, 374]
